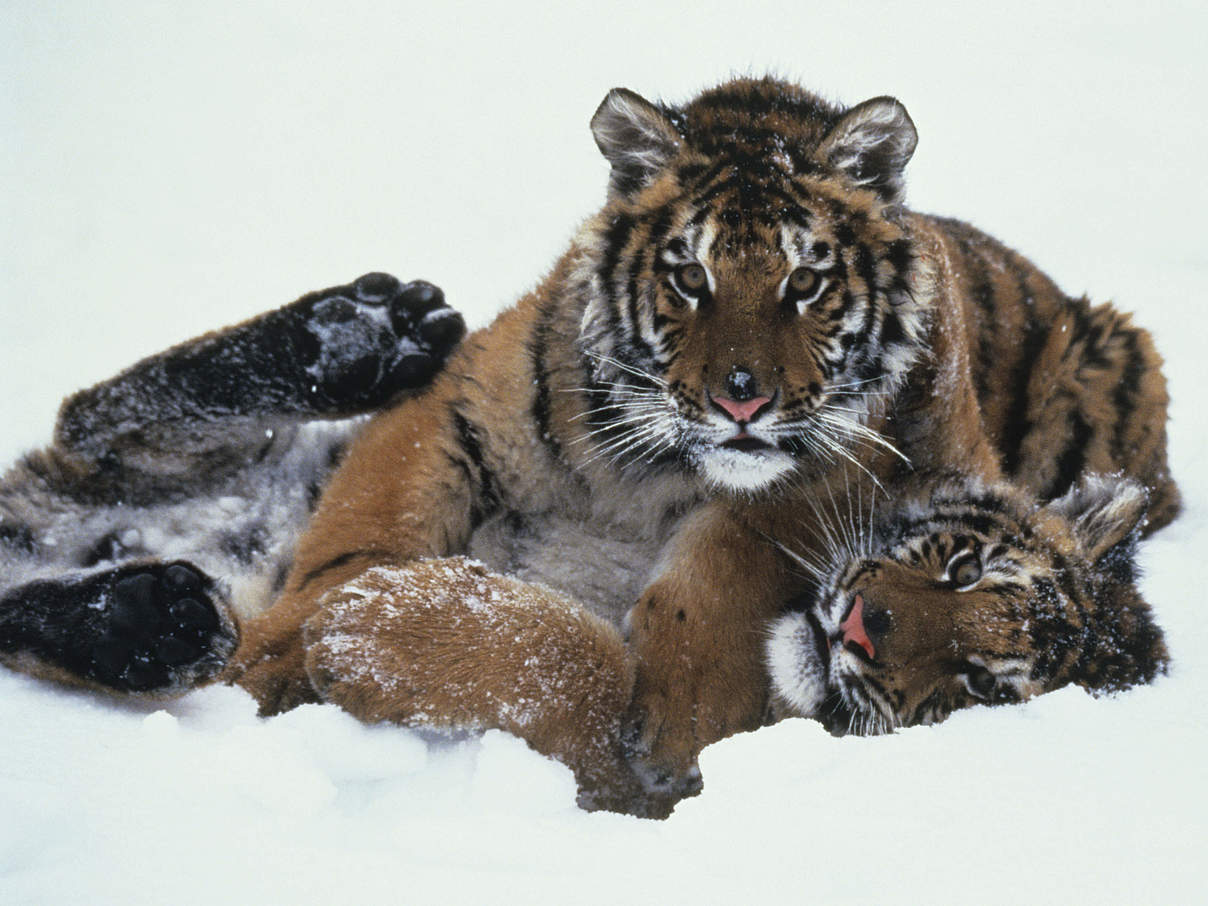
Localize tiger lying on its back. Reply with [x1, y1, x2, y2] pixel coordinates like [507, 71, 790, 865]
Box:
[0, 275, 465, 695]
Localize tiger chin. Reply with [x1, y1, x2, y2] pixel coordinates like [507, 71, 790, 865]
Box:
[766, 473, 1169, 734]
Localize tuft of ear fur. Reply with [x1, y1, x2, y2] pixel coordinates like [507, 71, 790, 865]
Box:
[1048, 475, 1148, 573]
[815, 96, 917, 203]
[1047, 475, 1169, 692]
[591, 88, 682, 199]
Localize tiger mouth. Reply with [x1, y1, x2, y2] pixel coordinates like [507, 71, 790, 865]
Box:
[816, 692, 857, 736]
[720, 434, 773, 452]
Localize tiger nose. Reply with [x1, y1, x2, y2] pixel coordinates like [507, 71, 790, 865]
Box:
[710, 366, 772, 423]
[726, 366, 759, 401]
[840, 593, 891, 660]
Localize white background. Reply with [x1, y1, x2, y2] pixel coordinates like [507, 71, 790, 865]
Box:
[2, 2, 1206, 904]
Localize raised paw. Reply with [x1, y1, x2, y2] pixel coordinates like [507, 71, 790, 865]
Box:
[0, 561, 238, 696]
[290, 273, 465, 411]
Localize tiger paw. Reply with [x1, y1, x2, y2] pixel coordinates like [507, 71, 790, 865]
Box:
[619, 694, 706, 800]
[620, 665, 764, 800]
[0, 561, 238, 696]
[290, 273, 465, 411]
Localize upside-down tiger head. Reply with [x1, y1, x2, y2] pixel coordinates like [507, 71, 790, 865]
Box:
[766, 474, 1169, 734]
[571, 77, 932, 493]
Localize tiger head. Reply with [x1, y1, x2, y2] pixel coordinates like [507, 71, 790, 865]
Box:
[766, 474, 1169, 733]
[571, 78, 931, 493]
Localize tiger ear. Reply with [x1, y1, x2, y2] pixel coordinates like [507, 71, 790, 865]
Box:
[1046, 475, 1168, 693]
[1047, 475, 1149, 573]
[816, 96, 917, 203]
[591, 88, 682, 199]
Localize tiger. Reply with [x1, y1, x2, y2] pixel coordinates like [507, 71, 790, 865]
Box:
[765, 470, 1170, 735]
[222, 75, 1178, 803]
[0, 273, 466, 696]
[0, 77, 1178, 819]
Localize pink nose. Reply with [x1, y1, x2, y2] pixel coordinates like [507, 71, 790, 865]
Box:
[840, 594, 876, 659]
[712, 394, 772, 423]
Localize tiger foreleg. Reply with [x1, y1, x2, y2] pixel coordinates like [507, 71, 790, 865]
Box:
[301, 557, 673, 818]
[623, 501, 800, 798]
[54, 273, 465, 465]
[0, 560, 237, 697]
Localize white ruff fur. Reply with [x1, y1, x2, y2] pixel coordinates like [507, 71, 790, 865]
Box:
[695, 446, 795, 492]
[765, 613, 828, 717]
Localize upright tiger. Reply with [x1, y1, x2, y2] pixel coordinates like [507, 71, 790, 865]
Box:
[223, 76, 1177, 798]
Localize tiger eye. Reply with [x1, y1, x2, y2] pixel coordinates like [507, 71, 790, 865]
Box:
[675, 263, 708, 295]
[949, 552, 982, 588]
[966, 665, 997, 698]
[787, 266, 820, 297]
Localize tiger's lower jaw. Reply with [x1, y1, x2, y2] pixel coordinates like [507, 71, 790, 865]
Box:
[693, 445, 797, 493]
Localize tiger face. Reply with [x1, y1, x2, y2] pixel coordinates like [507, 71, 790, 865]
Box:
[573, 79, 930, 493]
[766, 474, 1169, 734]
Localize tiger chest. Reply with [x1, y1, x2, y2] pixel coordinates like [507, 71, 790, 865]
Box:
[467, 472, 697, 626]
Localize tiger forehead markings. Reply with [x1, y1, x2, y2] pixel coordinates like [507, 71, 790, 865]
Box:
[571, 81, 930, 493]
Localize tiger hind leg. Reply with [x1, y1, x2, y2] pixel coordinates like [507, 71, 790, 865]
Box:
[0, 560, 237, 696]
[301, 558, 678, 818]
[55, 273, 465, 463]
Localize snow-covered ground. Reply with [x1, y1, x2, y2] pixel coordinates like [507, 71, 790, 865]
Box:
[2, 2, 1206, 903]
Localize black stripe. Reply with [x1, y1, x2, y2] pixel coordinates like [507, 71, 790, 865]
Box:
[999, 319, 1049, 476]
[880, 309, 905, 347]
[687, 83, 840, 121]
[0, 522, 36, 554]
[1026, 576, 1078, 681]
[599, 213, 637, 327]
[296, 548, 395, 592]
[1045, 410, 1093, 500]
[890, 512, 1022, 546]
[885, 238, 912, 273]
[623, 206, 676, 365]
[527, 294, 563, 462]
[962, 240, 1000, 405]
[911, 691, 944, 726]
[1110, 326, 1145, 464]
[451, 408, 501, 521]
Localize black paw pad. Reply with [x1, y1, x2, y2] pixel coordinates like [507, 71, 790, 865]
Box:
[83, 562, 235, 693]
[295, 274, 465, 410]
[352, 272, 402, 303]
[417, 307, 466, 351]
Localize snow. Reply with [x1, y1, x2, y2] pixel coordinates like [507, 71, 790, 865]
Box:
[2, 1, 1206, 903]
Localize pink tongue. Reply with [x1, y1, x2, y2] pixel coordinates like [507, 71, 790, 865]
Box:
[841, 594, 876, 659]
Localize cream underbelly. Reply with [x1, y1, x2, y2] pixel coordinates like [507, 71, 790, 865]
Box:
[467, 510, 671, 627]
